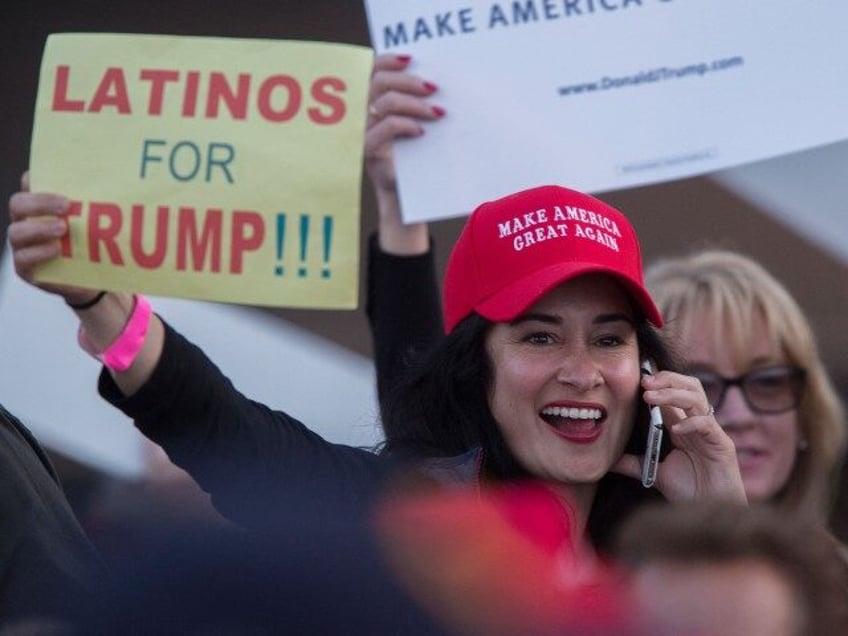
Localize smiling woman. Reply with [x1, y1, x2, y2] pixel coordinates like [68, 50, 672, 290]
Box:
[362, 52, 747, 557]
[486, 276, 641, 494]
[377, 184, 745, 550]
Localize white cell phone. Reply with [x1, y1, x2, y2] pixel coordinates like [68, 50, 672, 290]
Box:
[640, 359, 663, 488]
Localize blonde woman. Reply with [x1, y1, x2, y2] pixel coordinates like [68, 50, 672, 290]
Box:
[645, 250, 846, 522]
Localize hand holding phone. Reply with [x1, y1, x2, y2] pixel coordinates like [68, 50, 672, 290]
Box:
[640, 360, 664, 488]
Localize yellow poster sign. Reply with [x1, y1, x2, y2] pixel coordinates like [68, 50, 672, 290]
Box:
[30, 33, 373, 309]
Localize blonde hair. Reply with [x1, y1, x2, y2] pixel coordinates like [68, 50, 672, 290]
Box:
[646, 249, 846, 520]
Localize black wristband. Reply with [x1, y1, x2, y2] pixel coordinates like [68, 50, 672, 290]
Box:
[66, 291, 107, 310]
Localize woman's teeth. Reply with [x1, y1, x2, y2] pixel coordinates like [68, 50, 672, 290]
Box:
[541, 406, 602, 420]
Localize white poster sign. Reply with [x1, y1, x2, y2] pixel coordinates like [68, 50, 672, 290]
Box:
[363, 0, 848, 222]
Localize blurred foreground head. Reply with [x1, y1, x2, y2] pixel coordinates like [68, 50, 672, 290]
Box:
[615, 501, 848, 635]
[375, 479, 642, 636]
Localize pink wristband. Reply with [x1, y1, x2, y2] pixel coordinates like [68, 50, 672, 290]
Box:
[78, 295, 152, 372]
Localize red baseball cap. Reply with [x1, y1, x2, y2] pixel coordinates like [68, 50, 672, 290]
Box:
[442, 185, 663, 333]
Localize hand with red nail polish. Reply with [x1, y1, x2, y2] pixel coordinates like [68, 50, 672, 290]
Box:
[365, 53, 446, 256]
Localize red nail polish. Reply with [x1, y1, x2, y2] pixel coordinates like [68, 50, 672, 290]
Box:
[432, 105, 446, 118]
[396, 54, 411, 64]
[423, 81, 438, 93]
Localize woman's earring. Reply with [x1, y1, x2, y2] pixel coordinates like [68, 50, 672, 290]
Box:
[798, 438, 809, 451]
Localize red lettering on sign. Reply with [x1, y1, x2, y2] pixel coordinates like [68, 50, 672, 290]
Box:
[88, 68, 131, 114]
[88, 202, 125, 264]
[48, 65, 348, 124]
[52, 66, 85, 112]
[257, 75, 301, 123]
[140, 69, 180, 116]
[230, 211, 265, 274]
[308, 77, 346, 125]
[206, 72, 250, 120]
[182, 71, 201, 117]
[63, 201, 266, 274]
[177, 207, 223, 272]
[130, 205, 169, 268]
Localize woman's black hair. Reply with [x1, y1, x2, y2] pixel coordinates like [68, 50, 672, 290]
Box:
[380, 308, 678, 552]
[380, 313, 527, 479]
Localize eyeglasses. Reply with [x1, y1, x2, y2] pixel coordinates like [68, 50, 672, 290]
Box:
[689, 365, 806, 415]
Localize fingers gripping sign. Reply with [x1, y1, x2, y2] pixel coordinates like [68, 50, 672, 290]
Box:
[365, 53, 446, 196]
[8, 172, 100, 305]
